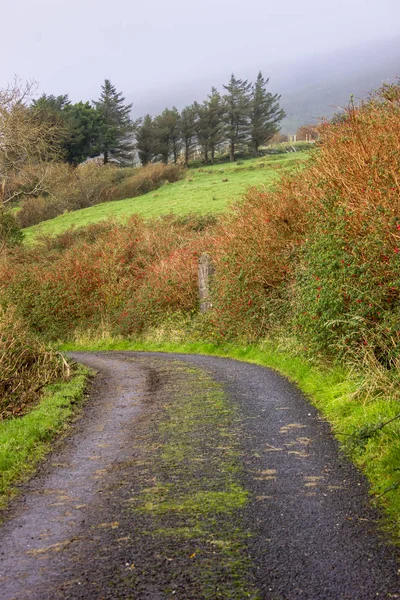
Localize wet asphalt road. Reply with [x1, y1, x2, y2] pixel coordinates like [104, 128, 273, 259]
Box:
[0, 351, 399, 599]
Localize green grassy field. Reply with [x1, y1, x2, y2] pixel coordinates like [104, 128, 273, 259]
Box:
[23, 152, 309, 242]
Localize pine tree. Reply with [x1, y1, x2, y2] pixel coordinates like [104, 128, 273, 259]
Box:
[93, 80, 134, 164]
[223, 74, 252, 162]
[31, 94, 70, 118]
[136, 114, 156, 165]
[250, 72, 285, 154]
[153, 108, 181, 164]
[63, 102, 104, 165]
[180, 104, 197, 165]
[205, 88, 225, 164]
[193, 90, 225, 164]
[193, 101, 210, 163]
[32, 95, 103, 165]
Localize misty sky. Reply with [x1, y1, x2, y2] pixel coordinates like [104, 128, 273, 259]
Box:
[2, 0, 399, 108]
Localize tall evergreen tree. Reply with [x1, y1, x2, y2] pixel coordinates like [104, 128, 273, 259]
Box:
[136, 114, 156, 165]
[250, 72, 285, 154]
[168, 107, 182, 164]
[153, 111, 170, 164]
[223, 74, 252, 161]
[193, 101, 210, 163]
[31, 94, 70, 118]
[31, 95, 103, 165]
[180, 104, 197, 165]
[63, 102, 104, 165]
[93, 80, 134, 164]
[153, 107, 181, 164]
[205, 88, 225, 164]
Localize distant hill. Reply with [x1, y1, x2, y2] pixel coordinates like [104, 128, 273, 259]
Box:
[130, 36, 400, 136]
[277, 37, 400, 133]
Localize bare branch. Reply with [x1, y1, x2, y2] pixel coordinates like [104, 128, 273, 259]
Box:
[0, 79, 62, 207]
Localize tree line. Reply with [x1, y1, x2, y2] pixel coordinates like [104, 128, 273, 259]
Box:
[32, 73, 285, 166]
[136, 73, 285, 164]
[31, 79, 134, 166]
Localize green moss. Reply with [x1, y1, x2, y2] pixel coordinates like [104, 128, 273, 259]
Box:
[142, 486, 248, 516]
[125, 357, 259, 597]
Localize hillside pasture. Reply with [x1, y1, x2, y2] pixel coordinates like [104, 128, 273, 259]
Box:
[23, 152, 309, 242]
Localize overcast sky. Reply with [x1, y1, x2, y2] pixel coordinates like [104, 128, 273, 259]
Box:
[2, 0, 399, 106]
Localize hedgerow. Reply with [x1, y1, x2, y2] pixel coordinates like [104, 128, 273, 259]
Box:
[291, 84, 400, 374]
[0, 215, 212, 341]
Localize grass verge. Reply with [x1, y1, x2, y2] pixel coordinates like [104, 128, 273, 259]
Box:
[61, 338, 400, 539]
[0, 365, 89, 511]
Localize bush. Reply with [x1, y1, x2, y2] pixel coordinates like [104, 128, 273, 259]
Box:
[116, 163, 184, 199]
[17, 195, 60, 228]
[294, 199, 400, 368]
[206, 179, 308, 341]
[17, 162, 120, 228]
[34, 220, 119, 252]
[115, 240, 205, 336]
[0, 306, 70, 419]
[0, 210, 24, 250]
[17, 162, 185, 228]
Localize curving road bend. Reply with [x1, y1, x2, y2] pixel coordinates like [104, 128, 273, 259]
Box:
[0, 351, 399, 599]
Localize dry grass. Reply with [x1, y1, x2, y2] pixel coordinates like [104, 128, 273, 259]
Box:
[0, 306, 70, 419]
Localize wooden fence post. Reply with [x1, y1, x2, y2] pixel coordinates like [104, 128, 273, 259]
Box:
[198, 253, 214, 313]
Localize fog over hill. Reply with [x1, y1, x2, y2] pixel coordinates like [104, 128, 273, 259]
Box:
[130, 36, 400, 134]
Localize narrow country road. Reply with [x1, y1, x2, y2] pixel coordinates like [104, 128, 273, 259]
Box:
[0, 352, 399, 599]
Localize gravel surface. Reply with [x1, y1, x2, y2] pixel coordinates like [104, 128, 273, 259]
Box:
[0, 351, 399, 599]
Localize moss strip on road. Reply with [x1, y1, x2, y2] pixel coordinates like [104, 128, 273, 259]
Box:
[124, 356, 259, 598]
